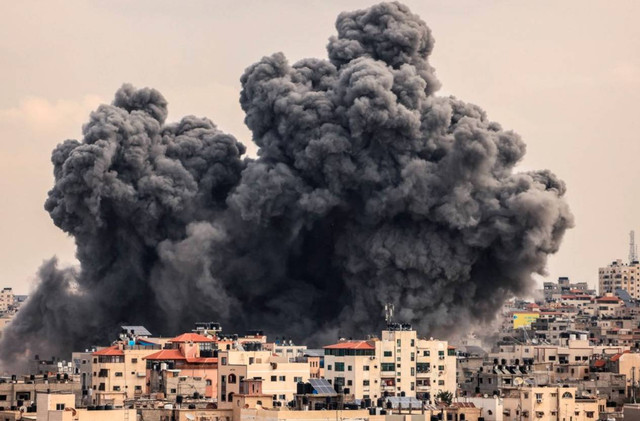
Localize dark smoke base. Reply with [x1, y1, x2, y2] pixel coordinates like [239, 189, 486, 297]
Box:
[0, 2, 573, 366]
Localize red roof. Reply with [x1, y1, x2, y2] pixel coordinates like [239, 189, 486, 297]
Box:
[610, 351, 630, 362]
[597, 296, 621, 303]
[169, 333, 216, 343]
[93, 346, 124, 356]
[526, 303, 540, 308]
[145, 349, 186, 361]
[593, 360, 606, 368]
[324, 341, 375, 350]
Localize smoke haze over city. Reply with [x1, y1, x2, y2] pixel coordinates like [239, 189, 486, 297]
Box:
[0, 2, 574, 366]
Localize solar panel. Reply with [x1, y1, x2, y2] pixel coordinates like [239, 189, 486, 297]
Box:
[309, 378, 337, 395]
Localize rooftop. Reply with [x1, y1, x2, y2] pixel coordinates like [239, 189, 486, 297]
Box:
[324, 341, 375, 350]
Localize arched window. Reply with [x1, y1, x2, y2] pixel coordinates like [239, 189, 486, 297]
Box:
[206, 379, 212, 386]
[562, 392, 573, 399]
[228, 392, 234, 402]
[229, 374, 237, 384]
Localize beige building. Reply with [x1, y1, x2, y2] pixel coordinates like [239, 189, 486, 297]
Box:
[599, 259, 640, 297]
[217, 349, 311, 408]
[91, 340, 163, 406]
[36, 392, 135, 420]
[324, 326, 456, 402]
[0, 288, 14, 313]
[502, 386, 603, 421]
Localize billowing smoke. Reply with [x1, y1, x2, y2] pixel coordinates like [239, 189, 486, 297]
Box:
[1, 2, 572, 365]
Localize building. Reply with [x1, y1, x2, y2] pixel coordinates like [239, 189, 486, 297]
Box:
[145, 332, 218, 400]
[217, 348, 311, 408]
[0, 288, 14, 313]
[36, 392, 135, 420]
[0, 376, 80, 409]
[502, 386, 603, 421]
[323, 324, 456, 402]
[599, 259, 640, 298]
[91, 335, 162, 406]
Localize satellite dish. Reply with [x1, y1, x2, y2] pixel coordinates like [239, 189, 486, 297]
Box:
[514, 377, 524, 386]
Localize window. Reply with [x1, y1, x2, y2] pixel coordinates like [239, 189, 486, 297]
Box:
[384, 351, 392, 357]
[279, 376, 286, 381]
[279, 394, 285, 400]
[423, 351, 430, 356]
[397, 339, 401, 347]
[206, 379, 212, 386]
[294, 377, 302, 383]
[438, 365, 444, 371]
[221, 357, 227, 365]
[363, 380, 370, 386]
[113, 386, 121, 391]
[0, 395, 6, 401]
[438, 380, 444, 385]
[410, 339, 415, 347]
[562, 392, 573, 399]
[411, 352, 415, 362]
[411, 367, 415, 376]
[131, 358, 138, 363]
[586, 411, 595, 418]
[229, 374, 237, 384]
[56, 403, 65, 410]
[115, 372, 123, 377]
[271, 376, 277, 382]
[348, 366, 352, 371]
[335, 363, 345, 372]
[135, 385, 142, 391]
[381, 363, 395, 371]
[347, 380, 352, 386]
[363, 365, 370, 371]
[535, 393, 543, 400]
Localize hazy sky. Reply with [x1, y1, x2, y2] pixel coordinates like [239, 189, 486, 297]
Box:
[1, 0, 639, 295]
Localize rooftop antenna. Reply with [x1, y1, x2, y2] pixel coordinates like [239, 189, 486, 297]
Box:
[630, 231, 638, 264]
[384, 303, 394, 324]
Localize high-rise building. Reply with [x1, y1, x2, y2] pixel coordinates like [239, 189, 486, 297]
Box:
[599, 259, 640, 298]
[323, 324, 456, 402]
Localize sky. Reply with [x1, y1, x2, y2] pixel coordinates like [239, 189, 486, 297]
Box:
[1, 0, 639, 295]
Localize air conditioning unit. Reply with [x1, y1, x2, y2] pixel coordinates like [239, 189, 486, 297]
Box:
[536, 398, 543, 403]
[370, 357, 376, 360]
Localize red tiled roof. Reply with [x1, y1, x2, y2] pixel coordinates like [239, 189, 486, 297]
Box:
[448, 346, 455, 350]
[144, 349, 186, 361]
[593, 360, 606, 368]
[324, 341, 375, 350]
[597, 297, 621, 303]
[169, 333, 216, 343]
[185, 357, 218, 364]
[610, 351, 630, 362]
[93, 346, 124, 356]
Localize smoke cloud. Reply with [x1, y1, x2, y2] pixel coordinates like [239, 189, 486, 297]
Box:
[1, 2, 572, 365]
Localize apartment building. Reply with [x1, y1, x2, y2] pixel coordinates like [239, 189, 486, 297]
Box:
[91, 338, 162, 406]
[0, 288, 14, 313]
[323, 325, 456, 402]
[217, 349, 311, 408]
[599, 259, 640, 298]
[145, 332, 218, 400]
[502, 386, 603, 421]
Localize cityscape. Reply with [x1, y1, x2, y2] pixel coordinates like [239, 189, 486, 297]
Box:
[1, 1, 639, 421]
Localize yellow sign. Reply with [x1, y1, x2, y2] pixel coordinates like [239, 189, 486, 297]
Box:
[512, 312, 540, 329]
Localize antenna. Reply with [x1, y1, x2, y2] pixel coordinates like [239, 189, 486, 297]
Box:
[630, 231, 638, 264]
[384, 303, 394, 324]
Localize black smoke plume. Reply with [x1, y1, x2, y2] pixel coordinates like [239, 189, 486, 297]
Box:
[0, 2, 572, 365]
